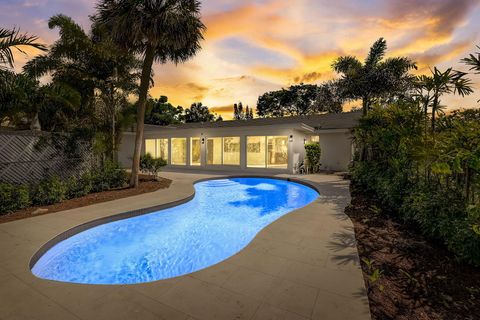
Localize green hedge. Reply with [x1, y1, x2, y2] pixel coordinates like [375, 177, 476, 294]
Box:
[0, 161, 128, 215]
[350, 104, 480, 266]
[30, 175, 67, 205]
[0, 183, 30, 213]
[304, 142, 321, 173]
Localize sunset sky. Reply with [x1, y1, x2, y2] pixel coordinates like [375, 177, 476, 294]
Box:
[2, 0, 480, 119]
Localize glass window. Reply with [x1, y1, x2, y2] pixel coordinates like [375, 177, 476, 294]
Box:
[171, 138, 187, 165]
[223, 137, 240, 165]
[267, 136, 288, 168]
[156, 138, 169, 161]
[145, 139, 156, 157]
[247, 136, 266, 168]
[207, 137, 222, 165]
[310, 135, 320, 143]
[190, 137, 201, 166]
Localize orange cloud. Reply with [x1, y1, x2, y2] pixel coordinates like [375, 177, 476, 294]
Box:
[4, 0, 480, 113]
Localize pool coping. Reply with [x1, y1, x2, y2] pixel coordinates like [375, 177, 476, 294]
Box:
[29, 175, 321, 271]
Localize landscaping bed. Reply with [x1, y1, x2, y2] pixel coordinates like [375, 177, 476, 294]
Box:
[0, 175, 171, 224]
[346, 191, 480, 320]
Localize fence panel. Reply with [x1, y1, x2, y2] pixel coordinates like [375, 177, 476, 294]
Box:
[0, 130, 94, 184]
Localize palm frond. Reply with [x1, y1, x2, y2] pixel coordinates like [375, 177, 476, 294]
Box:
[94, 0, 206, 64]
[365, 38, 387, 67]
[461, 45, 480, 73]
[332, 56, 362, 74]
[0, 27, 47, 68]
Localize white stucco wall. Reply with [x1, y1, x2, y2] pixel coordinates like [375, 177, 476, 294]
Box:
[318, 130, 353, 171]
[118, 125, 353, 173]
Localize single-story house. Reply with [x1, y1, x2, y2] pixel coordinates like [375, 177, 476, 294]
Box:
[118, 111, 361, 174]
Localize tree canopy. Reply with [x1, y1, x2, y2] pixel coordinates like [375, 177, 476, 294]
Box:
[332, 37, 417, 115]
[94, 0, 206, 187]
[145, 97, 220, 125]
[256, 82, 343, 118]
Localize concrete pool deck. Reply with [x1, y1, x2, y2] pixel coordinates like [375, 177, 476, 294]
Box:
[0, 172, 371, 320]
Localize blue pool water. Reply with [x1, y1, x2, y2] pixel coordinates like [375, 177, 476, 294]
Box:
[31, 178, 319, 284]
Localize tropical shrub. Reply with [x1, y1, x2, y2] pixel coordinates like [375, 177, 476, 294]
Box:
[304, 142, 321, 173]
[140, 153, 167, 178]
[0, 162, 128, 214]
[351, 103, 480, 266]
[30, 175, 67, 205]
[65, 174, 93, 199]
[0, 183, 30, 213]
[90, 161, 128, 193]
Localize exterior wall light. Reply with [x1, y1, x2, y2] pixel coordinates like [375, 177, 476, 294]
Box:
[289, 135, 293, 142]
[201, 137, 205, 144]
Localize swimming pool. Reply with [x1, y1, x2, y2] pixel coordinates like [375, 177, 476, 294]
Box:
[31, 177, 319, 284]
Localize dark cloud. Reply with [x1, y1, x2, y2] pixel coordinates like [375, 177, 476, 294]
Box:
[386, 0, 478, 36]
[294, 71, 323, 83]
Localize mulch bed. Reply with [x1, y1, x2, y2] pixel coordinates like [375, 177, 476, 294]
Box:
[0, 176, 172, 224]
[346, 190, 480, 320]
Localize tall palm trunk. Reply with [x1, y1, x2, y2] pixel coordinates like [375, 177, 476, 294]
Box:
[130, 45, 155, 188]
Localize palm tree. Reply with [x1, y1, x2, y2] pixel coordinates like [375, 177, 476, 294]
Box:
[94, 0, 206, 187]
[417, 67, 473, 132]
[24, 14, 141, 154]
[0, 28, 46, 69]
[332, 38, 416, 116]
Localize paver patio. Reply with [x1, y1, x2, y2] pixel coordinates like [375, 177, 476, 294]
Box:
[0, 172, 371, 320]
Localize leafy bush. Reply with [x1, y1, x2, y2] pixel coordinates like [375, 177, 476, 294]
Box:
[0, 161, 128, 214]
[0, 183, 30, 214]
[65, 174, 92, 199]
[351, 104, 480, 266]
[30, 175, 67, 205]
[90, 161, 128, 193]
[140, 153, 167, 178]
[304, 142, 321, 173]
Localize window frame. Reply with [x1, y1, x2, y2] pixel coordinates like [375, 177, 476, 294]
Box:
[171, 137, 187, 166]
[190, 137, 201, 166]
[246, 136, 267, 168]
[266, 136, 288, 169]
[222, 136, 241, 166]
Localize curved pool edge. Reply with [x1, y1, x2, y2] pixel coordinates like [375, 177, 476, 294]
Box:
[29, 175, 321, 272]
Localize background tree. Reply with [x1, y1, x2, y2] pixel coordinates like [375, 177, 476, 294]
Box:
[184, 102, 216, 123]
[95, 0, 206, 187]
[145, 96, 184, 125]
[244, 105, 254, 119]
[315, 81, 344, 114]
[0, 27, 46, 69]
[233, 102, 246, 120]
[256, 82, 342, 118]
[332, 37, 416, 116]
